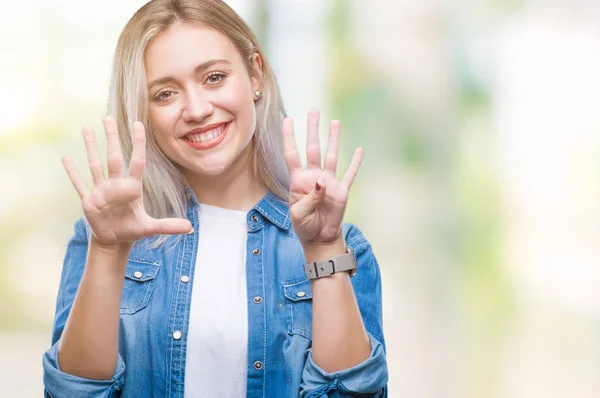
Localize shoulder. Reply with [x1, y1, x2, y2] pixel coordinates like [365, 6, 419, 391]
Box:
[72, 217, 90, 240]
[62, 217, 90, 260]
[342, 223, 382, 285]
[342, 222, 371, 255]
[55, 217, 91, 310]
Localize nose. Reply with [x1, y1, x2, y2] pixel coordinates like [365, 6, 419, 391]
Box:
[181, 86, 214, 123]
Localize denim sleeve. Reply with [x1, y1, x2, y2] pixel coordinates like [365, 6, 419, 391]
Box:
[42, 218, 126, 397]
[299, 224, 388, 397]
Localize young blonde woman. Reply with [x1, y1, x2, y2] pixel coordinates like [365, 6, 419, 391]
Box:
[42, 0, 388, 397]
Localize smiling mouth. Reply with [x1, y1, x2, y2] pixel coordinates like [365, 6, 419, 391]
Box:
[183, 122, 230, 150]
[186, 124, 227, 143]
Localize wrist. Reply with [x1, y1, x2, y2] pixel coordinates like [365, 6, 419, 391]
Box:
[86, 238, 133, 280]
[88, 237, 133, 264]
[301, 236, 346, 263]
[90, 237, 133, 255]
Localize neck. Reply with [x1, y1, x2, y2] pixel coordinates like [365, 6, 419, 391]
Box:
[183, 143, 268, 211]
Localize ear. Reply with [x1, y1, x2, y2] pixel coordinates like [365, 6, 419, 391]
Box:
[250, 53, 263, 92]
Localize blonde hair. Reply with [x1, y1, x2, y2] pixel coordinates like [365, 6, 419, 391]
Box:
[107, 0, 289, 247]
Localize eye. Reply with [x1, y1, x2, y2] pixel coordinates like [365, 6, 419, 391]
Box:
[205, 72, 227, 85]
[155, 90, 174, 102]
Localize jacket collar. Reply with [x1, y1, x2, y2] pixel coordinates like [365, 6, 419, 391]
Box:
[185, 187, 291, 231]
[253, 191, 291, 231]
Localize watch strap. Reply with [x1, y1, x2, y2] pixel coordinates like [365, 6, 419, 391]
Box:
[304, 248, 358, 279]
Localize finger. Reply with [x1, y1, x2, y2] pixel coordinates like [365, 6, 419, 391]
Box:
[145, 218, 193, 237]
[282, 117, 301, 172]
[81, 125, 105, 185]
[306, 109, 321, 169]
[324, 120, 340, 176]
[291, 178, 327, 221]
[128, 122, 147, 181]
[62, 156, 89, 199]
[102, 116, 124, 179]
[342, 147, 364, 189]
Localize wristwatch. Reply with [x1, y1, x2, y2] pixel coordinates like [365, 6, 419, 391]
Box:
[304, 248, 358, 280]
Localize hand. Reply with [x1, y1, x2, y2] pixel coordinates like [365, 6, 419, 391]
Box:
[282, 109, 363, 246]
[62, 117, 192, 248]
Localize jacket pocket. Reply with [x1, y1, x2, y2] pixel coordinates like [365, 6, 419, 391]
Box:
[283, 278, 313, 339]
[120, 259, 161, 315]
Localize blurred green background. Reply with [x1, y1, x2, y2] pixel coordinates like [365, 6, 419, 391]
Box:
[2, 0, 600, 396]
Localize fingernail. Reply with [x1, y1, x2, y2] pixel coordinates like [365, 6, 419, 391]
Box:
[187, 227, 195, 234]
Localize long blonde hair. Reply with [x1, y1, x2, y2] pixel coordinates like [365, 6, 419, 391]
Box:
[107, 0, 289, 247]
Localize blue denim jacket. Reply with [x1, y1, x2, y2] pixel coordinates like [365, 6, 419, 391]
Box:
[43, 192, 388, 397]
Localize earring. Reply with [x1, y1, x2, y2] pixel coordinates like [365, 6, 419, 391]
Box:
[254, 89, 263, 100]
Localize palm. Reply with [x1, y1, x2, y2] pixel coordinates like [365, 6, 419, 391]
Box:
[81, 178, 149, 245]
[283, 110, 363, 244]
[62, 117, 191, 247]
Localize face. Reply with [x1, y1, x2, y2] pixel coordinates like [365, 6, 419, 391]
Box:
[145, 22, 260, 177]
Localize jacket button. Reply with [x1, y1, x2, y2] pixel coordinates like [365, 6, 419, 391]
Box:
[252, 248, 260, 256]
[253, 296, 263, 304]
[133, 271, 143, 279]
[296, 291, 306, 298]
[172, 330, 182, 340]
[251, 214, 259, 222]
[254, 361, 263, 370]
[180, 275, 190, 283]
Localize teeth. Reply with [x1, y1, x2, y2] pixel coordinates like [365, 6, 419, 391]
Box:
[187, 124, 226, 143]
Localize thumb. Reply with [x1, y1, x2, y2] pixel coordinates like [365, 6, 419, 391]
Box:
[146, 218, 193, 237]
[292, 179, 326, 220]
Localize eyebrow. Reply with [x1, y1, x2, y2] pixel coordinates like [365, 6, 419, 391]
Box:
[147, 59, 232, 90]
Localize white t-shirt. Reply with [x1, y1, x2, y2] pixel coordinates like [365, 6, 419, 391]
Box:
[184, 204, 249, 398]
